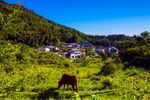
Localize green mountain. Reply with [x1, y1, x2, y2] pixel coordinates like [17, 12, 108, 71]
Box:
[0, 0, 87, 47]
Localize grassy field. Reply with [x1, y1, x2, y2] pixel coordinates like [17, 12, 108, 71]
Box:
[1, 57, 149, 99]
[0, 42, 150, 99]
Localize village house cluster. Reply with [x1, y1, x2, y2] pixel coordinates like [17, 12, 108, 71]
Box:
[38, 43, 118, 59]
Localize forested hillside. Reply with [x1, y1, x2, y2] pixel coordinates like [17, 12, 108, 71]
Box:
[0, 0, 87, 47]
[1, 0, 150, 48]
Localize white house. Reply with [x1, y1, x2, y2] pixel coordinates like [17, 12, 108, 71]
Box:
[44, 46, 59, 51]
[95, 47, 118, 55]
[43, 48, 50, 52]
[67, 48, 81, 59]
[109, 47, 119, 54]
[38, 45, 59, 52]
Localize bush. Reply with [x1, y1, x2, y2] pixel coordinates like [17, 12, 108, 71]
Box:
[102, 79, 112, 89]
[99, 52, 108, 61]
[100, 62, 117, 76]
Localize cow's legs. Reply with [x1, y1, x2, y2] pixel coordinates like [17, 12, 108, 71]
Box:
[72, 85, 75, 91]
[63, 84, 66, 90]
[66, 84, 69, 90]
[75, 85, 78, 92]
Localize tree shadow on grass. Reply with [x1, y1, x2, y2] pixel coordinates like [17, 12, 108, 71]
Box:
[37, 87, 59, 100]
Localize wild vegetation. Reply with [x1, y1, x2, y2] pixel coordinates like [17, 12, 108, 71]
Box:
[0, 42, 149, 99]
[0, 0, 150, 99]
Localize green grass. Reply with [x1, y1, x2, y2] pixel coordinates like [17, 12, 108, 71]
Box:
[1, 64, 150, 99]
[0, 42, 149, 99]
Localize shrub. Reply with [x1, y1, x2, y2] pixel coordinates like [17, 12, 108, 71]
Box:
[102, 79, 112, 89]
[99, 52, 108, 61]
[100, 62, 117, 76]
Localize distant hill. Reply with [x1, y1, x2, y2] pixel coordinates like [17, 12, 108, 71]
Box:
[0, 0, 88, 47]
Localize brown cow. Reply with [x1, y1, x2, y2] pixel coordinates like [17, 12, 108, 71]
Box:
[57, 74, 78, 92]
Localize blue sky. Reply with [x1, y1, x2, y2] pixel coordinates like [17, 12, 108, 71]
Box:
[4, 0, 150, 36]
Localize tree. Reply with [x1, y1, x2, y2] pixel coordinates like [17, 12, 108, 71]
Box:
[0, 12, 4, 30]
[86, 48, 94, 57]
[141, 31, 150, 38]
